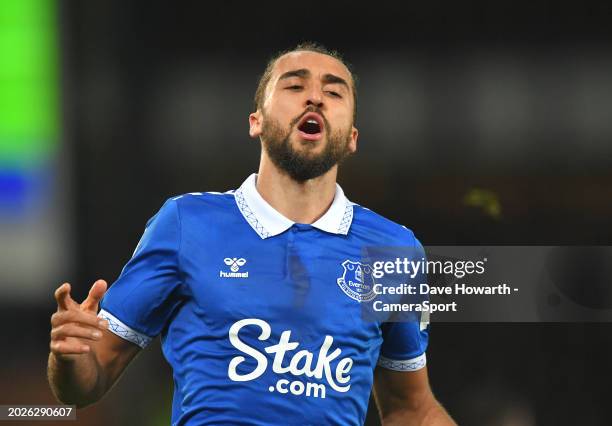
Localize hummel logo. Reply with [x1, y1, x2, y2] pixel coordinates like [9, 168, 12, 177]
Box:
[224, 257, 246, 272]
[220, 258, 249, 278]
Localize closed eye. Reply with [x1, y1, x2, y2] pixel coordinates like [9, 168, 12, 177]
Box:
[326, 90, 342, 98]
[286, 85, 303, 91]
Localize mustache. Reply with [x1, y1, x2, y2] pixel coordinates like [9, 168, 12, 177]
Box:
[290, 107, 330, 130]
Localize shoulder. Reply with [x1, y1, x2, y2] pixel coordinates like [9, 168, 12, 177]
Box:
[165, 190, 237, 213]
[351, 203, 421, 247]
[149, 191, 238, 226]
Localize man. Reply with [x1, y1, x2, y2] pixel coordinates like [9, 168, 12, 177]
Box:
[48, 43, 455, 425]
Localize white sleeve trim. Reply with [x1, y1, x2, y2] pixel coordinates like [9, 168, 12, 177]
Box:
[377, 353, 427, 372]
[98, 309, 152, 349]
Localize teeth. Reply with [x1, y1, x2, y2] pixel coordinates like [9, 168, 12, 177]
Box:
[307, 119, 318, 124]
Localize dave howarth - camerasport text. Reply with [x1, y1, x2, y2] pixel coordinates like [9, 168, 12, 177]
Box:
[373, 283, 512, 295]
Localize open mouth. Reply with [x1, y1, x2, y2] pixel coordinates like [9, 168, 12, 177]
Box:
[297, 113, 324, 140]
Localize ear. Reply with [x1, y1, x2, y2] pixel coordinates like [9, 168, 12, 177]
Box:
[347, 126, 358, 154]
[249, 110, 263, 139]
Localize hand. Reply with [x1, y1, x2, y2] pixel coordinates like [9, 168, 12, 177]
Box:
[50, 280, 109, 360]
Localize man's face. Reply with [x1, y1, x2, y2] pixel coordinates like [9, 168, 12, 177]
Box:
[250, 51, 358, 182]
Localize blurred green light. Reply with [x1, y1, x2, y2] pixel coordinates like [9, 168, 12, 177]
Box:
[0, 0, 59, 167]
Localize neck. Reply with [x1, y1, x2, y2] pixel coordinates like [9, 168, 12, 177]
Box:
[256, 152, 338, 224]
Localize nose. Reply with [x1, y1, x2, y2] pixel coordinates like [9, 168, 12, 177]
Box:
[305, 86, 324, 109]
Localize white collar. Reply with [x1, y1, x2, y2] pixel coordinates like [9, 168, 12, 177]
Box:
[234, 173, 354, 239]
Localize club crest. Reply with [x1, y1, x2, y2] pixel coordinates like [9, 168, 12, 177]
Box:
[336, 260, 377, 302]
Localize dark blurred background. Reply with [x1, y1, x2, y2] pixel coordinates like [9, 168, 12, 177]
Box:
[1, 0, 612, 425]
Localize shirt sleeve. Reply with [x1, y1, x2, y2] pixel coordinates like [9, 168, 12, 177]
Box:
[98, 198, 184, 348]
[378, 321, 429, 372]
[377, 234, 429, 372]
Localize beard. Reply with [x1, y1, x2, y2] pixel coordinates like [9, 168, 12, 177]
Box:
[260, 109, 353, 182]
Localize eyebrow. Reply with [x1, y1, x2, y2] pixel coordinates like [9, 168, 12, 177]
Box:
[278, 69, 310, 81]
[278, 69, 350, 90]
[322, 73, 349, 90]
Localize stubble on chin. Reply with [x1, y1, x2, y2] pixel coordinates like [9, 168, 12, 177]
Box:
[260, 113, 352, 182]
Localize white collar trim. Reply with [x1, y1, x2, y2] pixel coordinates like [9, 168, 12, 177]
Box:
[234, 173, 353, 239]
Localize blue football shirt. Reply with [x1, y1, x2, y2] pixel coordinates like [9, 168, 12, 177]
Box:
[99, 173, 429, 426]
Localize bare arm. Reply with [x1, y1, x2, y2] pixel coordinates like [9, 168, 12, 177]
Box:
[373, 366, 456, 426]
[47, 281, 141, 408]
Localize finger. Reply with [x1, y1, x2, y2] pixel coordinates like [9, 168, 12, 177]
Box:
[51, 323, 103, 342]
[81, 279, 108, 312]
[54, 283, 76, 311]
[50, 339, 90, 356]
[51, 310, 107, 329]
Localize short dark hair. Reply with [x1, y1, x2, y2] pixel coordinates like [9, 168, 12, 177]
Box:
[253, 42, 358, 122]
